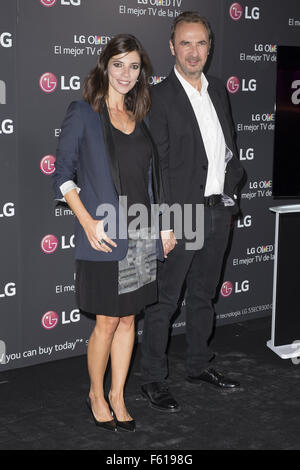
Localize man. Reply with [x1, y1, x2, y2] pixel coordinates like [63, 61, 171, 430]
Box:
[140, 12, 244, 412]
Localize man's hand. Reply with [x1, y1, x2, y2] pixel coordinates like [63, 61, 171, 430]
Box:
[160, 230, 177, 258]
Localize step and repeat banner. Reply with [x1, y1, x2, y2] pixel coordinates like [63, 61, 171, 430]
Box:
[0, 0, 299, 370]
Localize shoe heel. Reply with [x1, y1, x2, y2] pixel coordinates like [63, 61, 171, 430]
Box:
[106, 396, 136, 432]
[86, 397, 117, 432]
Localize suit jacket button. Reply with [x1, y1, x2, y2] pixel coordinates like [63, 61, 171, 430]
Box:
[200, 184, 204, 189]
[202, 165, 207, 170]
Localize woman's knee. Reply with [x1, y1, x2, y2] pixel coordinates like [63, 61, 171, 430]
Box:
[119, 314, 135, 329]
[94, 315, 120, 337]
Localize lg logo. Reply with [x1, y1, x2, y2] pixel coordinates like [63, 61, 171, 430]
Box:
[291, 80, 300, 105]
[227, 76, 240, 94]
[61, 0, 81, 5]
[41, 234, 75, 253]
[254, 44, 277, 53]
[247, 245, 273, 255]
[249, 180, 272, 190]
[41, 310, 80, 330]
[40, 155, 56, 175]
[40, 0, 57, 5]
[235, 280, 250, 294]
[0, 282, 16, 298]
[39, 73, 80, 93]
[0, 202, 15, 218]
[39, 72, 57, 93]
[229, 3, 243, 20]
[41, 234, 58, 254]
[227, 76, 257, 94]
[221, 281, 233, 297]
[229, 3, 260, 21]
[221, 280, 250, 297]
[40, 0, 81, 6]
[0, 32, 13, 48]
[240, 148, 254, 161]
[237, 215, 252, 228]
[0, 119, 14, 134]
[74, 35, 111, 45]
[61, 309, 80, 324]
[41, 311, 59, 329]
[252, 113, 275, 122]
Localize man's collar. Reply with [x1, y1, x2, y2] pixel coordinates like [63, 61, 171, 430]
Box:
[174, 65, 208, 97]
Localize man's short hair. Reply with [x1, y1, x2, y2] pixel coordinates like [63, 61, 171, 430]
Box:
[170, 11, 212, 44]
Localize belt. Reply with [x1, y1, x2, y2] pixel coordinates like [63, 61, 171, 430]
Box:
[203, 194, 222, 207]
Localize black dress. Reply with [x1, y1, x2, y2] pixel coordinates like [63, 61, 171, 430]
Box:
[75, 122, 158, 317]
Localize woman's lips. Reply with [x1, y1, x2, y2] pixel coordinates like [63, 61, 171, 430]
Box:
[117, 80, 131, 86]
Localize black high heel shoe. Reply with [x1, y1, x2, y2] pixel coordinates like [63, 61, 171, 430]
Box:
[107, 396, 136, 432]
[86, 397, 117, 432]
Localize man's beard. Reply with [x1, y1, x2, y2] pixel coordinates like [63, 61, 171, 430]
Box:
[176, 56, 203, 79]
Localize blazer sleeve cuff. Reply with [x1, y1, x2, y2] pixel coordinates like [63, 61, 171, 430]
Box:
[54, 180, 81, 202]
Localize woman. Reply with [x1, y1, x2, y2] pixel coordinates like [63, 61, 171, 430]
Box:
[52, 34, 176, 432]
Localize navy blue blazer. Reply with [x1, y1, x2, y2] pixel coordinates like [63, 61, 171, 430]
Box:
[52, 100, 164, 261]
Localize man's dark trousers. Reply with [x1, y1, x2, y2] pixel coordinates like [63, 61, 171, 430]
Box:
[141, 203, 232, 384]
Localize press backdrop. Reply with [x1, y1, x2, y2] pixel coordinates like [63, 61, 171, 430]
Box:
[0, 0, 299, 370]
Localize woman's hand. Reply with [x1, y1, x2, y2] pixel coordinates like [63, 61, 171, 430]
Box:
[63, 190, 117, 253]
[160, 230, 177, 258]
[83, 219, 117, 253]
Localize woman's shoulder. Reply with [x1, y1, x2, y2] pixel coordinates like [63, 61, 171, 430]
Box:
[72, 99, 95, 113]
[66, 99, 98, 117]
[61, 100, 100, 133]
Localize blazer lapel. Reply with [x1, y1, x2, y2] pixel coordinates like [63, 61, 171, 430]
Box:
[99, 103, 122, 195]
[169, 70, 208, 160]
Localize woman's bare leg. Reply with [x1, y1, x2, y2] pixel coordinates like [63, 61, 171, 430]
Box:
[87, 314, 120, 421]
[109, 314, 135, 420]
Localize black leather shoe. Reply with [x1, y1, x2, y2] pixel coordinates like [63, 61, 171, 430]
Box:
[141, 382, 181, 412]
[86, 397, 117, 432]
[107, 397, 136, 433]
[186, 368, 240, 388]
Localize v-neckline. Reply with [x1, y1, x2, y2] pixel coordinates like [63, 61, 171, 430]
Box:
[110, 121, 136, 136]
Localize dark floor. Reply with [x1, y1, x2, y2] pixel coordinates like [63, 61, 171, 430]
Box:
[0, 316, 299, 450]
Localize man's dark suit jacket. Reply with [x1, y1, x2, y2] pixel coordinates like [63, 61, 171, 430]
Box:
[149, 70, 244, 224]
[52, 100, 164, 262]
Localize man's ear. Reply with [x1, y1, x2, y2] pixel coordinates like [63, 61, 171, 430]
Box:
[169, 39, 175, 56]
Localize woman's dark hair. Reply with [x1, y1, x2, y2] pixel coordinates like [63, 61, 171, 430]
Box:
[83, 34, 152, 122]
